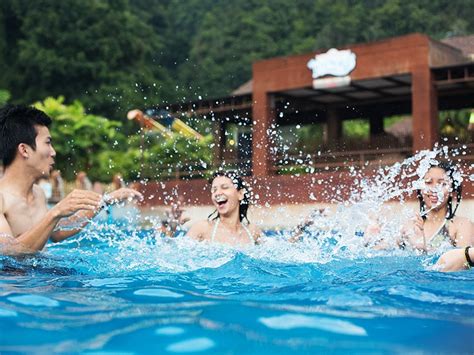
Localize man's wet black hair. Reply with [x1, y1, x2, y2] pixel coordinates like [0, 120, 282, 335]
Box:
[0, 104, 52, 167]
[208, 170, 250, 223]
[417, 161, 462, 220]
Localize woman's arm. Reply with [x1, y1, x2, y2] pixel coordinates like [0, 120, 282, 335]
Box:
[185, 220, 208, 241]
[436, 247, 474, 272]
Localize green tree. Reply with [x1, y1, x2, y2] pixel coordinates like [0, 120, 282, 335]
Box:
[34, 96, 214, 182]
[178, 0, 302, 99]
[2, 0, 172, 121]
[0, 89, 10, 105]
[34, 96, 125, 181]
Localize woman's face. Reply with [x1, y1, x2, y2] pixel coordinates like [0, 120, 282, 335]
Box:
[421, 167, 452, 210]
[211, 176, 244, 217]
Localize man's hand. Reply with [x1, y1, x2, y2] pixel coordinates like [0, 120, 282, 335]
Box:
[50, 189, 102, 219]
[107, 188, 143, 204]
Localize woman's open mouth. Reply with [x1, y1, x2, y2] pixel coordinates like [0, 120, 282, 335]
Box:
[215, 196, 228, 208]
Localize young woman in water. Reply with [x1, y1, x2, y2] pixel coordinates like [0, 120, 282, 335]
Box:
[185, 170, 261, 246]
[400, 161, 472, 253]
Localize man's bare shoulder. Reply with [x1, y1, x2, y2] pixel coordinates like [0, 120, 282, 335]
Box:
[0, 181, 17, 206]
[0, 191, 4, 214]
[33, 184, 47, 203]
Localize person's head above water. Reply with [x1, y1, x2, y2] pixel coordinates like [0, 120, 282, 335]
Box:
[417, 161, 462, 220]
[208, 170, 250, 223]
[0, 104, 54, 176]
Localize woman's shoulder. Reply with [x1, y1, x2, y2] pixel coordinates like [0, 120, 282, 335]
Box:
[194, 219, 214, 229]
[248, 223, 262, 234]
[451, 216, 472, 228]
[186, 219, 214, 240]
[450, 216, 473, 245]
[247, 223, 263, 243]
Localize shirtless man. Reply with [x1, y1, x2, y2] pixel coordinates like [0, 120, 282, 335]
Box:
[0, 104, 142, 254]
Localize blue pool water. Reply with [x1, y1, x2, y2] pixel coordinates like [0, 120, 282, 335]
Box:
[1, 223, 473, 354]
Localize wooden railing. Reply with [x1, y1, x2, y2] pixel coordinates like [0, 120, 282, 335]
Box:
[140, 158, 253, 180]
[273, 143, 473, 174]
[132, 142, 474, 179]
[273, 146, 412, 174]
[56, 143, 473, 183]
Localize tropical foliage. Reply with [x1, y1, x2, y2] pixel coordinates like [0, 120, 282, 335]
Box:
[34, 97, 125, 181]
[0, 89, 9, 105]
[34, 97, 213, 182]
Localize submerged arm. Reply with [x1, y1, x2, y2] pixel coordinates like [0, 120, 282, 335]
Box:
[0, 210, 59, 254]
[288, 217, 315, 243]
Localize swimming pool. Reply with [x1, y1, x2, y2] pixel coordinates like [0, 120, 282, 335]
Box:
[1, 224, 473, 354]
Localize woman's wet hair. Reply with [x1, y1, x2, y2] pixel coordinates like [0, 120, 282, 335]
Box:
[417, 161, 462, 220]
[208, 170, 250, 223]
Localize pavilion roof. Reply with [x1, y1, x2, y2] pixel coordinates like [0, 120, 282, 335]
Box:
[442, 35, 474, 59]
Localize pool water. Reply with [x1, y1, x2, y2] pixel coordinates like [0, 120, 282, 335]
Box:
[1, 225, 473, 354]
[2, 147, 473, 353]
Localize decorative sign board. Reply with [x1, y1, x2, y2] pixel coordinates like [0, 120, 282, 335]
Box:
[307, 48, 356, 80]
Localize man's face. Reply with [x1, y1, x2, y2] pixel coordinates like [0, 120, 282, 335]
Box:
[28, 125, 56, 177]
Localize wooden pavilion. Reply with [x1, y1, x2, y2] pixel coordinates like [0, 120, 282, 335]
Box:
[143, 33, 473, 205]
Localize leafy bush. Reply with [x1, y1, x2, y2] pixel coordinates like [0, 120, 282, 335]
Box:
[34, 96, 213, 182]
[0, 89, 10, 105]
[34, 97, 125, 181]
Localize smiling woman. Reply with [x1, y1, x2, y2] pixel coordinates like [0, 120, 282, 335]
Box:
[400, 161, 472, 253]
[185, 170, 262, 246]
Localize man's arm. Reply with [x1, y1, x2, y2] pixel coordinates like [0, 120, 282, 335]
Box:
[50, 187, 143, 242]
[0, 209, 59, 253]
[0, 190, 102, 254]
[0, 193, 38, 253]
[50, 209, 96, 242]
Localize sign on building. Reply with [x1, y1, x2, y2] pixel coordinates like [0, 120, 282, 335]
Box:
[307, 48, 356, 89]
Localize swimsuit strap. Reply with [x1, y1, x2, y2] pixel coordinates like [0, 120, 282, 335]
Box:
[430, 219, 449, 239]
[241, 223, 255, 245]
[211, 218, 254, 245]
[427, 219, 453, 249]
[210, 218, 220, 242]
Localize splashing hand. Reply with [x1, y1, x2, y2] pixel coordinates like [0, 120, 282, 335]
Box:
[106, 188, 143, 205]
[51, 189, 102, 218]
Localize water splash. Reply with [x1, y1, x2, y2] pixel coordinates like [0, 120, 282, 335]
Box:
[32, 145, 471, 275]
